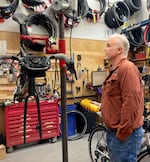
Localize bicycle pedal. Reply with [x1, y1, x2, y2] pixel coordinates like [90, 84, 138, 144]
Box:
[101, 157, 107, 162]
[98, 145, 106, 152]
[95, 150, 100, 158]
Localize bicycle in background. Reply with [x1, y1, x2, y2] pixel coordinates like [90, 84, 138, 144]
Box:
[88, 110, 150, 162]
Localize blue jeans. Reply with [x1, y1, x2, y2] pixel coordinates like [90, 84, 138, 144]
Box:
[106, 127, 144, 162]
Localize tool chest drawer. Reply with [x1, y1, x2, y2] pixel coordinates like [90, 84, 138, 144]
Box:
[5, 100, 59, 147]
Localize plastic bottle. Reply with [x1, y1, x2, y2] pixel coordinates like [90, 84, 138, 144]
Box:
[142, 62, 147, 74]
[146, 42, 150, 58]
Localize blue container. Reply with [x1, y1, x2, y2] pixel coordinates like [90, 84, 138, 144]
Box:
[59, 104, 76, 137]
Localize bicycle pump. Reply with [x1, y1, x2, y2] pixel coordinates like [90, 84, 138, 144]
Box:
[50, 1, 78, 162]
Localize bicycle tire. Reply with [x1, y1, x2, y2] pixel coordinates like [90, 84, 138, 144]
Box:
[137, 148, 150, 162]
[88, 124, 110, 162]
[59, 109, 87, 141]
[67, 109, 87, 141]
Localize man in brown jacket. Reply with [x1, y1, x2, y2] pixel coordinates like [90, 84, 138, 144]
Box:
[101, 34, 144, 162]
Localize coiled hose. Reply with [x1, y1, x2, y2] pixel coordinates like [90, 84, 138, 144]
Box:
[147, 0, 150, 12]
[22, 0, 44, 6]
[21, 0, 48, 12]
[123, 0, 141, 16]
[144, 24, 150, 45]
[104, 1, 130, 29]
[0, 0, 19, 19]
[21, 13, 57, 51]
[64, 0, 89, 25]
[125, 27, 144, 48]
[86, 0, 106, 21]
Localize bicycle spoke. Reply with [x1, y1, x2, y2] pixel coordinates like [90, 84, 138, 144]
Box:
[89, 125, 109, 162]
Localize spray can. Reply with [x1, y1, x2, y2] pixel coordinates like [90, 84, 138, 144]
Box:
[142, 62, 147, 74]
[146, 42, 150, 58]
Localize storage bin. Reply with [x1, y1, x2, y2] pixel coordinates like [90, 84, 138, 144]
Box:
[59, 104, 76, 137]
[135, 52, 146, 59]
[76, 102, 96, 134]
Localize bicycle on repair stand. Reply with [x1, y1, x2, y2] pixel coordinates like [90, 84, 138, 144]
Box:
[0, 12, 77, 145]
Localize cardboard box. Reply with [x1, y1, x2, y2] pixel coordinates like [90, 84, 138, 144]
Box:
[0, 144, 6, 160]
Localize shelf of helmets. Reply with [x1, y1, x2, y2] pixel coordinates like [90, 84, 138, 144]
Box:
[130, 47, 150, 117]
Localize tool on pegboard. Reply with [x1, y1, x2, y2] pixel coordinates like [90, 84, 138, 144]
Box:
[76, 54, 82, 79]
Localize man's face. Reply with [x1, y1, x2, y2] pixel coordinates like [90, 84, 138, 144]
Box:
[104, 38, 120, 61]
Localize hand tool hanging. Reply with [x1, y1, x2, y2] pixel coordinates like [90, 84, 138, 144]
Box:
[53, 59, 60, 97]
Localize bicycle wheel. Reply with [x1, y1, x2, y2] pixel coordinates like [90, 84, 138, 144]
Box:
[88, 124, 110, 162]
[59, 110, 87, 141]
[137, 148, 150, 162]
[67, 109, 87, 141]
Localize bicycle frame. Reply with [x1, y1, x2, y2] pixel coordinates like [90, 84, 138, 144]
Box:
[88, 111, 150, 162]
[141, 117, 150, 151]
[141, 132, 150, 150]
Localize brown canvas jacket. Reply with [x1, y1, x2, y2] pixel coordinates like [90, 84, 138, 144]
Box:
[101, 58, 144, 141]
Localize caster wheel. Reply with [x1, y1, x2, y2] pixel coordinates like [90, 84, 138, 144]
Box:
[51, 137, 57, 143]
[6, 146, 14, 153]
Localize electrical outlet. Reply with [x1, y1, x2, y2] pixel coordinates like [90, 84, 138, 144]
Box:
[77, 54, 81, 61]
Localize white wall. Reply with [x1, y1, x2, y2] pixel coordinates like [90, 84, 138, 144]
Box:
[0, 0, 149, 40]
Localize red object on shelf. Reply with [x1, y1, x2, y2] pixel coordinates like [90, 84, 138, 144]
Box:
[0, 18, 5, 23]
[135, 52, 146, 59]
[5, 100, 59, 147]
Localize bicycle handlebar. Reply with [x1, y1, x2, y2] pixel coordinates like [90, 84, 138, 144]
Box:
[0, 53, 77, 80]
[51, 54, 77, 80]
[0, 55, 17, 60]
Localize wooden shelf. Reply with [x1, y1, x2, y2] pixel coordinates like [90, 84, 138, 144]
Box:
[130, 58, 150, 62]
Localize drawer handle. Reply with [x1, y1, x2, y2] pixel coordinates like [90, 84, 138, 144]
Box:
[21, 135, 30, 138]
[19, 129, 32, 133]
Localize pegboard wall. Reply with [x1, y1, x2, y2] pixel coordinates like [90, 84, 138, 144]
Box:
[0, 31, 107, 102]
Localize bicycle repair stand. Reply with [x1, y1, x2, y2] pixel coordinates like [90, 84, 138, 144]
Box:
[48, 1, 78, 162]
[12, 12, 45, 145]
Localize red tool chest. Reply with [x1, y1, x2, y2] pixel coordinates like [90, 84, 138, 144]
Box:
[5, 99, 59, 149]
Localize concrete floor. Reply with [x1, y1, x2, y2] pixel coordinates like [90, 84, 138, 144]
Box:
[1, 134, 90, 162]
[1, 133, 150, 162]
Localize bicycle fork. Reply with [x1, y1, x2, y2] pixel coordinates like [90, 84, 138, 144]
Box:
[24, 95, 42, 144]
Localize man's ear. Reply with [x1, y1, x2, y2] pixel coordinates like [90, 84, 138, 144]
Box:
[117, 47, 123, 55]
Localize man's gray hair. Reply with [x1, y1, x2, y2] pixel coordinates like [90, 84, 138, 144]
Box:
[110, 34, 130, 56]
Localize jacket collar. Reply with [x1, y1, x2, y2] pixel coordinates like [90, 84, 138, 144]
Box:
[109, 58, 127, 72]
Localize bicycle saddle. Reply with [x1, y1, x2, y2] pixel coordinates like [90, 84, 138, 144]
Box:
[12, 13, 28, 24]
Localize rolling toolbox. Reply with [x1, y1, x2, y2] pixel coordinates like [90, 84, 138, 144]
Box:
[5, 99, 59, 152]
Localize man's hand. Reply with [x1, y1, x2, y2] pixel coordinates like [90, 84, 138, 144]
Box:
[90, 101, 101, 107]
